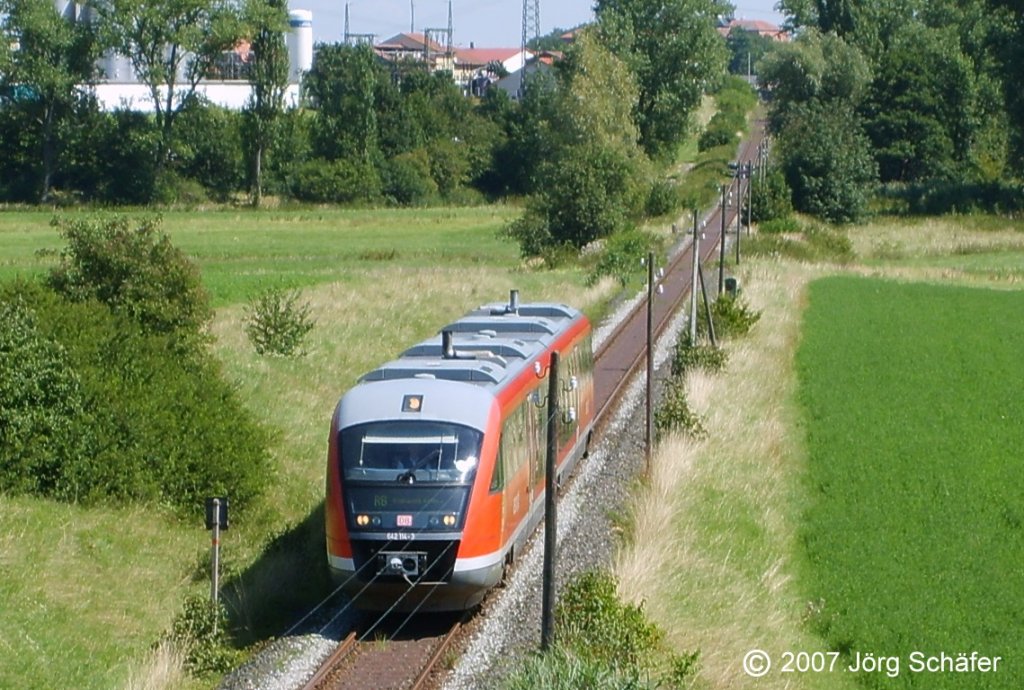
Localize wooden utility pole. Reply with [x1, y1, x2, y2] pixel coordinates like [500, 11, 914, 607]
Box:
[690, 209, 699, 345]
[541, 351, 559, 652]
[645, 252, 655, 470]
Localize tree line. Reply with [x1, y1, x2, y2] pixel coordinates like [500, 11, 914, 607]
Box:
[0, 0, 734, 256]
[761, 0, 1024, 222]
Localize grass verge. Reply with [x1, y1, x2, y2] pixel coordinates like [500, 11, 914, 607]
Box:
[614, 259, 853, 689]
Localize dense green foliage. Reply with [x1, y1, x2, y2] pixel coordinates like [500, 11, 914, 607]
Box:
[0, 280, 272, 510]
[0, 0, 100, 202]
[504, 570, 699, 689]
[46, 215, 212, 349]
[767, 0, 1024, 217]
[586, 229, 658, 288]
[2, 215, 270, 511]
[725, 24, 775, 77]
[748, 166, 794, 223]
[596, 0, 729, 159]
[797, 277, 1024, 688]
[654, 379, 707, 440]
[166, 596, 241, 676]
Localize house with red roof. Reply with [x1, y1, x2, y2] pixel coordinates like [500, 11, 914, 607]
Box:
[717, 18, 790, 42]
[375, 32, 454, 73]
[454, 46, 533, 95]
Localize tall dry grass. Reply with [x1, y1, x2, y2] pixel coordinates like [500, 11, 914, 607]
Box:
[614, 259, 854, 690]
[122, 641, 186, 690]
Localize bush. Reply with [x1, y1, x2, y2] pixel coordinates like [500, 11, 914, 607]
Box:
[655, 379, 707, 441]
[0, 288, 90, 496]
[46, 215, 212, 351]
[749, 167, 794, 223]
[557, 571, 663, 673]
[0, 281, 272, 511]
[805, 224, 855, 263]
[671, 330, 729, 377]
[698, 113, 742, 152]
[290, 158, 381, 204]
[166, 595, 240, 676]
[645, 178, 679, 217]
[244, 287, 316, 357]
[758, 216, 801, 235]
[383, 149, 438, 206]
[503, 212, 554, 259]
[710, 292, 762, 339]
[585, 229, 655, 288]
[173, 99, 245, 202]
[153, 170, 210, 207]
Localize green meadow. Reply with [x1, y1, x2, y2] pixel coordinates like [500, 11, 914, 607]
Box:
[796, 277, 1024, 689]
[0, 206, 521, 305]
[0, 205, 614, 689]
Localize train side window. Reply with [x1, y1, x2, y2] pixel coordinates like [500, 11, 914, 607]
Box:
[490, 437, 505, 492]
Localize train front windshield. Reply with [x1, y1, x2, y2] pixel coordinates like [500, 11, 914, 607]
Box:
[339, 421, 483, 485]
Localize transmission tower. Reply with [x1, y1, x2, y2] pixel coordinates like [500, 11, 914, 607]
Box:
[423, 0, 453, 72]
[520, 0, 539, 94]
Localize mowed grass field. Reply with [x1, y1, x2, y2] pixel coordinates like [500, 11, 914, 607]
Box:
[0, 205, 618, 689]
[796, 277, 1024, 689]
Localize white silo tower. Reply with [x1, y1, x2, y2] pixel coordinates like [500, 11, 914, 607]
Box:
[287, 9, 313, 83]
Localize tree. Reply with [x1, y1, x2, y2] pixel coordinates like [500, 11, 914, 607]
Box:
[508, 32, 649, 253]
[243, 0, 290, 205]
[862, 21, 977, 182]
[778, 101, 877, 223]
[726, 26, 775, 77]
[93, 0, 245, 178]
[758, 29, 872, 133]
[596, 0, 728, 159]
[46, 215, 212, 349]
[304, 43, 380, 162]
[0, 0, 100, 201]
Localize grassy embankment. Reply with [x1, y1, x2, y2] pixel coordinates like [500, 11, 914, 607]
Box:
[0, 205, 618, 689]
[614, 216, 1024, 689]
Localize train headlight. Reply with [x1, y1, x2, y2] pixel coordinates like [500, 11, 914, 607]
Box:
[356, 514, 370, 526]
[443, 514, 457, 527]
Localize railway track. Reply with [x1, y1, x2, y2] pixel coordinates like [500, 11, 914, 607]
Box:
[592, 123, 766, 427]
[302, 613, 466, 690]
[300, 122, 766, 690]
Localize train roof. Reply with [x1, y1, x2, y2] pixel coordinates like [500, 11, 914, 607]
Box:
[357, 291, 586, 392]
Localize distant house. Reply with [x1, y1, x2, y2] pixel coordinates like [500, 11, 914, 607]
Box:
[494, 56, 557, 101]
[454, 47, 532, 96]
[375, 32, 454, 73]
[717, 18, 791, 42]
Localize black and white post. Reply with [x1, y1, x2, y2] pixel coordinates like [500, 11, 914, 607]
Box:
[205, 496, 229, 630]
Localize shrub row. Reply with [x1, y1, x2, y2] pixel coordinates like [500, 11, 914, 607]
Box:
[0, 281, 272, 511]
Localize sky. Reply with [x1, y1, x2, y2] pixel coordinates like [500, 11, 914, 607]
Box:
[290, 0, 787, 49]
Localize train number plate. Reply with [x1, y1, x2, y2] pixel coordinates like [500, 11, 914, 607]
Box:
[386, 532, 414, 541]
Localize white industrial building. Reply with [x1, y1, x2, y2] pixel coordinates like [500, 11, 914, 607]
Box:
[46, 0, 314, 112]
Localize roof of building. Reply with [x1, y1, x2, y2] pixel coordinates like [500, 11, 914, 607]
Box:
[455, 47, 526, 67]
[718, 18, 790, 40]
[376, 32, 445, 53]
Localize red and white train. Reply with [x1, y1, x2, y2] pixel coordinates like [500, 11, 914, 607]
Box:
[325, 290, 594, 611]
